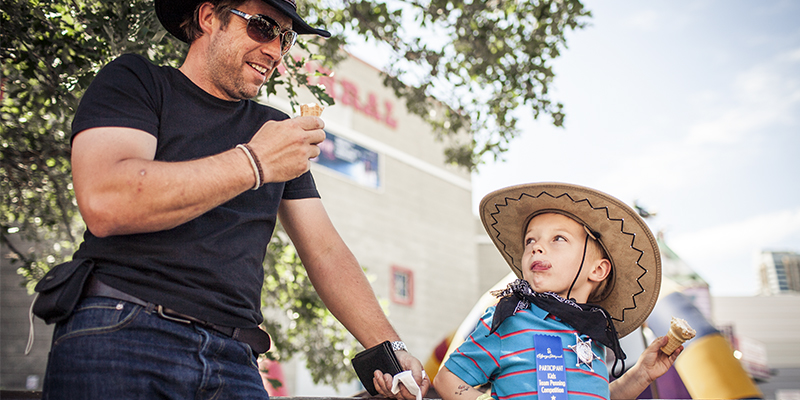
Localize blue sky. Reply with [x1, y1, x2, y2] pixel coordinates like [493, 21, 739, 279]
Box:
[468, 0, 800, 296]
[348, 0, 800, 296]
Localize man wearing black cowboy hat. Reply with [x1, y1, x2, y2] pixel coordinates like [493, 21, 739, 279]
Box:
[40, 0, 429, 398]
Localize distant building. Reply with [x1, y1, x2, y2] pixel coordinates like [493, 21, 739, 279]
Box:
[759, 251, 800, 295]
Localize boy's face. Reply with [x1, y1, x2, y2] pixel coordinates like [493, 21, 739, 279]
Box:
[521, 213, 606, 301]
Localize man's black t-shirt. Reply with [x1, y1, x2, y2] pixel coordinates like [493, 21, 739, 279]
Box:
[71, 53, 319, 328]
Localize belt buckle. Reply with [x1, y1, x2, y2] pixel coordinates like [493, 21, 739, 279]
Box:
[157, 305, 192, 324]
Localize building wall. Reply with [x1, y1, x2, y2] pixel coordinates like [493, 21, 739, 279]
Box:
[1, 239, 54, 391]
[266, 53, 481, 391]
[476, 217, 512, 295]
[712, 294, 800, 369]
[310, 155, 476, 356]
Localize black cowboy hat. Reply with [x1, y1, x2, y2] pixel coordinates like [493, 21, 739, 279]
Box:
[155, 0, 331, 43]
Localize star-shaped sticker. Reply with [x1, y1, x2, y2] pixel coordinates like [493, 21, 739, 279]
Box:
[568, 333, 602, 371]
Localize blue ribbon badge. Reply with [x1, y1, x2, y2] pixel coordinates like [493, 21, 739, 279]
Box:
[534, 334, 568, 400]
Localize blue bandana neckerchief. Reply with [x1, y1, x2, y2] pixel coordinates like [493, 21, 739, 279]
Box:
[488, 279, 627, 377]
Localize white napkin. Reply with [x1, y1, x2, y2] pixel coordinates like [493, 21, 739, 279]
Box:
[391, 370, 427, 400]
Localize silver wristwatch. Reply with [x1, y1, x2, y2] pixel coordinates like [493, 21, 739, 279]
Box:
[391, 340, 408, 352]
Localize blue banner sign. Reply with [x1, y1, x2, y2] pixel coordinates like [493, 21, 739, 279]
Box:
[313, 131, 380, 189]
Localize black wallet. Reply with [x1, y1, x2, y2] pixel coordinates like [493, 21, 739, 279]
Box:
[352, 341, 403, 395]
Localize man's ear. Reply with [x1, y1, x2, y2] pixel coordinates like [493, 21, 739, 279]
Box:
[588, 258, 611, 283]
[197, 2, 217, 37]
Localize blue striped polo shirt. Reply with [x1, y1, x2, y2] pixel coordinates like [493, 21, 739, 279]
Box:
[444, 304, 610, 400]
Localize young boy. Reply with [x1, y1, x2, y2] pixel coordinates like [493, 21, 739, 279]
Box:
[435, 182, 681, 400]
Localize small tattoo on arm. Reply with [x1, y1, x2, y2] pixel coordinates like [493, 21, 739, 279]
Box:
[455, 384, 471, 395]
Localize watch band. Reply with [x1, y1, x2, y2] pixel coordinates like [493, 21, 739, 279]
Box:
[391, 340, 408, 352]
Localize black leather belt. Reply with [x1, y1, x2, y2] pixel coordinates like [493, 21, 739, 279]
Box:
[83, 276, 271, 354]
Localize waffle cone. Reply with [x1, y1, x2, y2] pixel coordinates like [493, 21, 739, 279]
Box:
[660, 316, 696, 355]
[660, 329, 685, 355]
[300, 103, 324, 117]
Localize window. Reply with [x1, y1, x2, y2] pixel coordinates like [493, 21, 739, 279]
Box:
[391, 266, 414, 305]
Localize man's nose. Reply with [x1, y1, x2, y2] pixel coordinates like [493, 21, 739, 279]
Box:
[260, 37, 282, 60]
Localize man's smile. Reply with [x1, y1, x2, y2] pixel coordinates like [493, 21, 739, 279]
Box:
[247, 61, 269, 75]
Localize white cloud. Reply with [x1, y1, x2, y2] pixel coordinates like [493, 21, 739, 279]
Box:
[782, 47, 800, 61]
[594, 131, 718, 197]
[667, 207, 800, 295]
[671, 207, 800, 255]
[686, 105, 776, 145]
[686, 48, 800, 146]
[626, 10, 660, 31]
[583, 41, 800, 198]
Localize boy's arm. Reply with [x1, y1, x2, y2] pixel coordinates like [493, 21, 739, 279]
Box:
[609, 336, 682, 400]
[434, 367, 486, 400]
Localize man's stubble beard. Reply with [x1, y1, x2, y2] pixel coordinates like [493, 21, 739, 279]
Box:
[206, 32, 266, 100]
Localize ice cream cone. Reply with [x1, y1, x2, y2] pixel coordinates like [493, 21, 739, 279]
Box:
[660, 316, 696, 355]
[300, 103, 324, 117]
[661, 329, 685, 355]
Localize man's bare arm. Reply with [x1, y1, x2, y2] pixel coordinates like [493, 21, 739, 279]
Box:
[72, 116, 325, 237]
[72, 127, 251, 236]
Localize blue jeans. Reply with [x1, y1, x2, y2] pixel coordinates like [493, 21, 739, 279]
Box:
[42, 297, 269, 399]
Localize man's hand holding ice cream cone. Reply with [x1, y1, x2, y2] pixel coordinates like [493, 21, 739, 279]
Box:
[300, 103, 324, 117]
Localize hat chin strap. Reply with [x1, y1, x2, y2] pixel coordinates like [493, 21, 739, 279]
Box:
[564, 233, 629, 377]
[565, 233, 591, 301]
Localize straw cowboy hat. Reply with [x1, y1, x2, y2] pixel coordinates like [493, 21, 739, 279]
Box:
[155, 0, 331, 43]
[479, 182, 661, 338]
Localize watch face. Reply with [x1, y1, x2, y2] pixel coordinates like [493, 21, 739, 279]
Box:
[391, 341, 407, 351]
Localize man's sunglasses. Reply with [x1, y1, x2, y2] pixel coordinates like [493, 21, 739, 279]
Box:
[230, 9, 298, 56]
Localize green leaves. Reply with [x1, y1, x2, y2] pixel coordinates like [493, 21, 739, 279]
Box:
[306, 0, 590, 169]
[1, 0, 169, 279]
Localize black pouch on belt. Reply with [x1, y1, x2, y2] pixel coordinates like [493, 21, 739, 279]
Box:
[32, 258, 95, 324]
